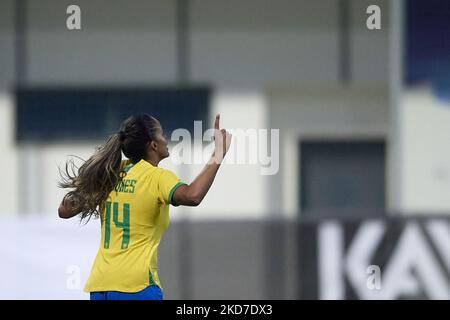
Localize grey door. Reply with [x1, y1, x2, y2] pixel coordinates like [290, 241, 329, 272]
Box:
[300, 140, 386, 221]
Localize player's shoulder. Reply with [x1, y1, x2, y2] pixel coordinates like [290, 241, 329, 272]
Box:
[126, 159, 178, 180]
[148, 166, 179, 184]
[133, 161, 174, 178]
[155, 167, 177, 178]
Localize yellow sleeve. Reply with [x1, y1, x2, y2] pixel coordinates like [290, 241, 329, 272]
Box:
[157, 169, 186, 206]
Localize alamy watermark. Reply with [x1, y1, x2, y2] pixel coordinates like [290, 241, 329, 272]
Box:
[366, 265, 381, 290]
[66, 264, 81, 290]
[66, 5, 81, 30]
[66, 4, 380, 31]
[170, 121, 280, 176]
[366, 5, 381, 30]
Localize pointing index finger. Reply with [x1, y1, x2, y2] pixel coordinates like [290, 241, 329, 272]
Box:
[214, 113, 220, 130]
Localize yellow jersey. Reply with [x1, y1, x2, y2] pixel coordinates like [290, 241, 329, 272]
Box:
[84, 159, 185, 293]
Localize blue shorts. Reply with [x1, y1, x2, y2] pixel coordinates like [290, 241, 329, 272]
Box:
[90, 285, 163, 300]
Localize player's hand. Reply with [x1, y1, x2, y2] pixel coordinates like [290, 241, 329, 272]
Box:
[213, 113, 232, 160]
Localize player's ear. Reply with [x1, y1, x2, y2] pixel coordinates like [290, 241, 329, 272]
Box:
[149, 140, 158, 152]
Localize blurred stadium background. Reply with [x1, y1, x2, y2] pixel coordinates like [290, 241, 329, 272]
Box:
[0, 0, 449, 299]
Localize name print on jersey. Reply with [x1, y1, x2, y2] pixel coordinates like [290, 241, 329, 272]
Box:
[114, 179, 137, 194]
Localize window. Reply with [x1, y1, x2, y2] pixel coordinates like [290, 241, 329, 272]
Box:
[15, 86, 210, 142]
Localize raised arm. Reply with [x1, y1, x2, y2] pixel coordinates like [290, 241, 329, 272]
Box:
[172, 114, 232, 206]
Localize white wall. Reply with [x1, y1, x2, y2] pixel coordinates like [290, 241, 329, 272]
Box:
[400, 87, 450, 214]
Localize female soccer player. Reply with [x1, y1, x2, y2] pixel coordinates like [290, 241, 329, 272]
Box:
[58, 113, 231, 300]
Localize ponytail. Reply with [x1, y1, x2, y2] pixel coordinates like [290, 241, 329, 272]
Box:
[58, 133, 124, 222]
[58, 114, 159, 223]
